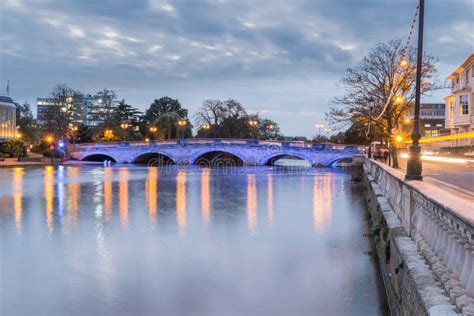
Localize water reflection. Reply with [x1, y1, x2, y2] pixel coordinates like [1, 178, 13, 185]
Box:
[12, 167, 24, 234]
[118, 168, 129, 228]
[103, 167, 113, 222]
[267, 173, 273, 225]
[0, 166, 388, 315]
[176, 170, 187, 236]
[68, 167, 80, 226]
[146, 167, 158, 227]
[44, 166, 54, 236]
[312, 173, 335, 234]
[247, 174, 257, 234]
[200, 168, 211, 229]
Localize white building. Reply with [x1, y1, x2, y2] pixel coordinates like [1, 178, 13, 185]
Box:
[0, 96, 17, 140]
[444, 54, 474, 147]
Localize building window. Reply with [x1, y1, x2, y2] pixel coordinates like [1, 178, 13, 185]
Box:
[460, 95, 469, 115]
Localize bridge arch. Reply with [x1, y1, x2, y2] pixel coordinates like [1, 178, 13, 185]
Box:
[328, 157, 353, 167]
[81, 153, 118, 162]
[192, 150, 245, 167]
[131, 152, 176, 165]
[264, 154, 311, 167]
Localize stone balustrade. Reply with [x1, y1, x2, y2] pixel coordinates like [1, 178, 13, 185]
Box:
[364, 159, 474, 315]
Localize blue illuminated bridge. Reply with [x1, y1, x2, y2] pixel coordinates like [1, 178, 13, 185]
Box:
[70, 139, 361, 167]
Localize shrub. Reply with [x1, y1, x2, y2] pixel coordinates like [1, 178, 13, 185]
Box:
[43, 149, 65, 159]
[0, 140, 27, 158]
[31, 141, 50, 154]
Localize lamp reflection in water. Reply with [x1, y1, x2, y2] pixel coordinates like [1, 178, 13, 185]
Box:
[312, 173, 335, 234]
[57, 166, 65, 222]
[201, 168, 211, 229]
[247, 174, 257, 235]
[103, 167, 113, 222]
[146, 167, 158, 227]
[176, 171, 187, 236]
[118, 168, 129, 228]
[44, 166, 55, 236]
[12, 167, 24, 235]
[68, 167, 80, 226]
[267, 173, 273, 225]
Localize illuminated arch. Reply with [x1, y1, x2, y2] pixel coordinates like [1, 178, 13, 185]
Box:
[192, 150, 245, 167]
[131, 152, 176, 165]
[81, 153, 118, 162]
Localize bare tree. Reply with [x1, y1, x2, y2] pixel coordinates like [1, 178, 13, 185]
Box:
[43, 84, 82, 139]
[326, 40, 440, 167]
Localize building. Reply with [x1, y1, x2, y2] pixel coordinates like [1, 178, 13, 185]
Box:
[0, 96, 17, 140]
[444, 53, 474, 147]
[406, 103, 445, 137]
[37, 93, 117, 127]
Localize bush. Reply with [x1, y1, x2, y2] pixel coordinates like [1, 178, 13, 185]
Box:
[0, 140, 27, 158]
[31, 141, 50, 154]
[43, 149, 65, 159]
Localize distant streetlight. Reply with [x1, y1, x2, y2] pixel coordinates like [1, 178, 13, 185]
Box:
[120, 123, 129, 141]
[315, 124, 324, 142]
[149, 126, 158, 140]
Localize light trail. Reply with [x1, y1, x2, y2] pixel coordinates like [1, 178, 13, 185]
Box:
[400, 153, 473, 164]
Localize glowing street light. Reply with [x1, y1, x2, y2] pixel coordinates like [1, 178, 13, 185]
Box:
[177, 119, 188, 126]
[404, 118, 411, 124]
[400, 59, 409, 68]
[202, 124, 211, 130]
[16, 132, 22, 140]
[394, 95, 404, 104]
[248, 119, 258, 126]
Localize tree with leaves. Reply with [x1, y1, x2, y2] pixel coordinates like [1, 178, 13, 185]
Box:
[326, 40, 440, 167]
[143, 97, 188, 125]
[16, 102, 38, 142]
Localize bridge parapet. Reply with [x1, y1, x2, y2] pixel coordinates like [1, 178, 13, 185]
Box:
[364, 158, 473, 314]
[70, 139, 360, 166]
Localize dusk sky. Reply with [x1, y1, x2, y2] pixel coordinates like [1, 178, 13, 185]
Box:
[1, 0, 472, 137]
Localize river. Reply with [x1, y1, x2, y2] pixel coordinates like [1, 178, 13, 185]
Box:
[0, 165, 388, 315]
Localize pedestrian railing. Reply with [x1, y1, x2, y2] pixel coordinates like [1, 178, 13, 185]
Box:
[364, 159, 474, 313]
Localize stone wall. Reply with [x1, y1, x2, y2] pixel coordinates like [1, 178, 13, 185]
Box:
[362, 158, 474, 315]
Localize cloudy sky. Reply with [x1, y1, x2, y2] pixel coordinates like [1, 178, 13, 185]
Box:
[0, 0, 472, 136]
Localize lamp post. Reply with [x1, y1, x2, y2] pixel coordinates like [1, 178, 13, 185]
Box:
[16, 132, 23, 161]
[70, 126, 78, 150]
[406, 0, 424, 181]
[315, 124, 324, 143]
[149, 126, 158, 140]
[120, 123, 129, 142]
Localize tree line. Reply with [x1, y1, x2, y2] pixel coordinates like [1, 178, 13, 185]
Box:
[15, 86, 283, 147]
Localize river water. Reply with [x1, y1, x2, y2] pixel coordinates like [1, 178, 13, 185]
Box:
[0, 165, 388, 315]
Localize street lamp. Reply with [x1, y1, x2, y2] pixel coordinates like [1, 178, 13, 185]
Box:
[70, 126, 78, 149]
[16, 132, 23, 161]
[315, 124, 324, 142]
[104, 129, 113, 141]
[120, 123, 129, 141]
[149, 126, 158, 140]
[406, 0, 424, 181]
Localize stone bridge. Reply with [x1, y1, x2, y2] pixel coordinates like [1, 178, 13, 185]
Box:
[70, 139, 361, 167]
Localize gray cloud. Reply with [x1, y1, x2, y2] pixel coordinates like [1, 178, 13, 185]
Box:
[0, 0, 472, 136]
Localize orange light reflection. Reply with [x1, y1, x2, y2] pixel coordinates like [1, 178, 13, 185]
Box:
[13, 167, 24, 234]
[176, 171, 187, 236]
[146, 167, 158, 227]
[247, 174, 257, 235]
[201, 169, 211, 229]
[118, 168, 129, 228]
[312, 173, 335, 234]
[44, 166, 54, 236]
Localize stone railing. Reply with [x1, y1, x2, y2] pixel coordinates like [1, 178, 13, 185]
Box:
[364, 159, 474, 314]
